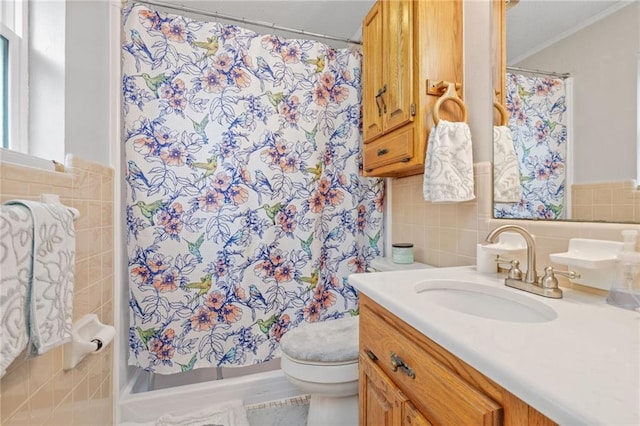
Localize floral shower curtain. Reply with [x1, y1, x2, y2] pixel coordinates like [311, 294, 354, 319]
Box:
[122, 3, 383, 374]
[494, 72, 568, 220]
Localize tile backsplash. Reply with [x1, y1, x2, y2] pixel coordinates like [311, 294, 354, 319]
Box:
[571, 180, 640, 223]
[0, 156, 114, 425]
[391, 163, 490, 267]
[392, 162, 640, 291]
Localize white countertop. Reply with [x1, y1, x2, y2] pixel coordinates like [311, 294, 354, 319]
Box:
[349, 266, 640, 426]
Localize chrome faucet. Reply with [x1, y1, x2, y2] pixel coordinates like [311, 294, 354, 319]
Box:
[485, 224, 538, 284]
[484, 225, 577, 299]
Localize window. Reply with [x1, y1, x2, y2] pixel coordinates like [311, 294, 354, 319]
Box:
[1, 0, 28, 152]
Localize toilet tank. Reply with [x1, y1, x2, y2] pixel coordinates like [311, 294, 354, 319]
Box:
[368, 257, 432, 272]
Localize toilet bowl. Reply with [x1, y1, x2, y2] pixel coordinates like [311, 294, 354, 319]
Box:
[280, 316, 359, 426]
[280, 257, 432, 425]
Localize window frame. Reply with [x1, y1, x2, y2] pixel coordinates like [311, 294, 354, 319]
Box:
[1, 0, 29, 153]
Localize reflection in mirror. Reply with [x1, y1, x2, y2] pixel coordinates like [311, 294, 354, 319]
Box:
[493, 0, 639, 223]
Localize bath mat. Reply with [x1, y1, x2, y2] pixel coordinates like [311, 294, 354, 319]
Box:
[246, 395, 310, 426]
[120, 399, 249, 426]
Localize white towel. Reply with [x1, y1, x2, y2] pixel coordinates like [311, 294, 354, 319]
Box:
[423, 120, 475, 202]
[4, 200, 76, 357]
[493, 125, 522, 203]
[0, 206, 33, 377]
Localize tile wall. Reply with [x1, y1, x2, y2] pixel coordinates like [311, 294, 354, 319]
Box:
[0, 156, 114, 425]
[571, 180, 640, 223]
[391, 163, 489, 267]
[392, 162, 640, 291]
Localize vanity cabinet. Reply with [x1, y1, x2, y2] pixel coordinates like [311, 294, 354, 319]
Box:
[359, 295, 558, 426]
[361, 0, 463, 177]
[360, 353, 433, 426]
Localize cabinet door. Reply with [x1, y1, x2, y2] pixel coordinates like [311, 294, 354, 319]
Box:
[382, 0, 414, 133]
[403, 401, 434, 426]
[361, 302, 503, 426]
[362, 2, 384, 143]
[360, 354, 405, 426]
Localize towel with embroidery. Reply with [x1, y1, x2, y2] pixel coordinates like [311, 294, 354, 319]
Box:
[0, 205, 33, 376]
[493, 125, 521, 203]
[4, 200, 76, 357]
[423, 120, 475, 202]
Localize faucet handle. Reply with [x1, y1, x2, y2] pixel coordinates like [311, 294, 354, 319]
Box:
[539, 266, 580, 289]
[496, 258, 523, 280]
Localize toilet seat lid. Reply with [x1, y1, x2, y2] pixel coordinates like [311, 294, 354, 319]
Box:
[280, 316, 359, 364]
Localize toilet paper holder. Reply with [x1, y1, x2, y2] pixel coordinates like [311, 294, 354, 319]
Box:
[63, 314, 116, 370]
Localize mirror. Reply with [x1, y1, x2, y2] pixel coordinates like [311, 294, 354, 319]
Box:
[492, 0, 639, 223]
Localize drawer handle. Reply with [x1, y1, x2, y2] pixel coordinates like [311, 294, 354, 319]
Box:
[364, 349, 378, 361]
[390, 352, 415, 379]
[377, 148, 389, 156]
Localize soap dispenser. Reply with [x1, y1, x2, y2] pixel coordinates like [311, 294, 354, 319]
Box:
[606, 230, 640, 311]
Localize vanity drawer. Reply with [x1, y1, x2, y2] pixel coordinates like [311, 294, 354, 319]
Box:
[360, 302, 503, 426]
[363, 125, 414, 171]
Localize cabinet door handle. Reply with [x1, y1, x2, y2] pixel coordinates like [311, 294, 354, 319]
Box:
[390, 352, 415, 379]
[375, 91, 383, 117]
[379, 85, 387, 113]
[377, 148, 389, 156]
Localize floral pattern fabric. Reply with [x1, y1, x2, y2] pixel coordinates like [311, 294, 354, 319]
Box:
[494, 73, 567, 220]
[122, 3, 383, 374]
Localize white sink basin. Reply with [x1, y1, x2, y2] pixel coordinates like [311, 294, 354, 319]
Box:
[415, 279, 557, 323]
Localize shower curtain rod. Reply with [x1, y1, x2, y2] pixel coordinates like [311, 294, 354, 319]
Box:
[129, 0, 363, 45]
[507, 66, 570, 79]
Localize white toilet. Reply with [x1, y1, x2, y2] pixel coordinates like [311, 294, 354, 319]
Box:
[279, 257, 431, 426]
[280, 316, 360, 426]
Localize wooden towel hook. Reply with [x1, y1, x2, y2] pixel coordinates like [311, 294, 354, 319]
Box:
[433, 81, 468, 125]
[493, 101, 508, 126]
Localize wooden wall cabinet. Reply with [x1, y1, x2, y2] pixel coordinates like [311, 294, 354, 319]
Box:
[359, 295, 558, 426]
[361, 0, 463, 177]
[362, 0, 414, 143]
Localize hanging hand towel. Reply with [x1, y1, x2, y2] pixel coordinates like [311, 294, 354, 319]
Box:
[493, 125, 521, 203]
[0, 206, 33, 377]
[423, 120, 475, 202]
[4, 200, 76, 357]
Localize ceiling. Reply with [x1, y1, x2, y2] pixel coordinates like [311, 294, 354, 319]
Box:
[157, 1, 630, 55]
[506, 0, 632, 63]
